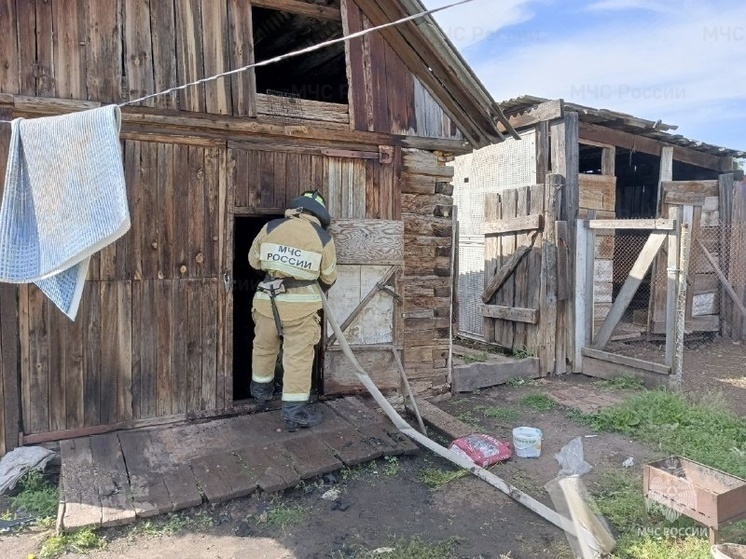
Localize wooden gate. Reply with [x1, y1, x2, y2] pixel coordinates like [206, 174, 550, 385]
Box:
[576, 216, 686, 386]
[481, 174, 568, 375]
[649, 179, 723, 335]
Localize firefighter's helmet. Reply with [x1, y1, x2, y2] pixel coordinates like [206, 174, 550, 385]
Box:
[288, 189, 331, 228]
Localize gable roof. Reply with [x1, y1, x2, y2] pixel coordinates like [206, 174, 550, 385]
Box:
[354, 0, 518, 148]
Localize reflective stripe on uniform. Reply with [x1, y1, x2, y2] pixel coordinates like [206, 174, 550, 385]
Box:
[255, 291, 321, 304]
[281, 392, 311, 402]
[321, 262, 336, 277]
[252, 373, 275, 383]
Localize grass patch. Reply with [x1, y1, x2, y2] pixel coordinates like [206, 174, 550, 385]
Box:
[519, 393, 557, 411]
[612, 536, 711, 559]
[264, 503, 311, 529]
[331, 536, 461, 558]
[462, 351, 490, 364]
[455, 410, 481, 429]
[129, 510, 213, 537]
[10, 470, 59, 518]
[39, 527, 106, 559]
[582, 391, 746, 557]
[600, 376, 645, 391]
[418, 467, 468, 489]
[476, 405, 521, 423]
[588, 389, 746, 478]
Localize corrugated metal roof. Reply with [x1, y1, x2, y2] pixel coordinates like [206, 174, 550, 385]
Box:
[500, 95, 745, 159]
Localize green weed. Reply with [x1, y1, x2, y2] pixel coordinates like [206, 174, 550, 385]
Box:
[476, 406, 520, 423]
[328, 536, 461, 558]
[462, 351, 490, 364]
[601, 376, 645, 391]
[611, 535, 711, 559]
[455, 410, 481, 429]
[264, 503, 311, 529]
[519, 394, 557, 411]
[418, 467, 468, 489]
[382, 456, 400, 476]
[10, 470, 59, 518]
[39, 527, 106, 559]
[588, 390, 746, 478]
[511, 347, 533, 359]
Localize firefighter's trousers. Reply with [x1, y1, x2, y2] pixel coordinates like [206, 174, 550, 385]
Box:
[251, 310, 321, 402]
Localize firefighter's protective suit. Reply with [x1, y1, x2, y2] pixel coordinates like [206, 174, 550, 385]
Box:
[248, 190, 336, 430]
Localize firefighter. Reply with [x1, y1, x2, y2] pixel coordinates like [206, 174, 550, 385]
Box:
[248, 189, 337, 431]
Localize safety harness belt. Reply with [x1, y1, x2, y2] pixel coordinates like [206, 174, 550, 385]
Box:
[257, 275, 318, 336]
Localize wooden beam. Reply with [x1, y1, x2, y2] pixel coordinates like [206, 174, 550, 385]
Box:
[582, 348, 670, 376]
[452, 357, 541, 393]
[499, 100, 563, 132]
[482, 305, 539, 324]
[538, 174, 562, 374]
[601, 146, 616, 176]
[574, 219, 594, 372]
[250, 0, 342, 20]
[556, 221, 570, 301]
[579, 121, 729, 171]
[481, 235, 537, 304]
[593, 232, 668, 349]
[588, 219, 675, 231]
[697, 239, 746, 319]
[482, 214, 542, 235]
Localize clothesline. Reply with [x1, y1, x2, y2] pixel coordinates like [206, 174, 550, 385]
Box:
[0, 0, 477, 123]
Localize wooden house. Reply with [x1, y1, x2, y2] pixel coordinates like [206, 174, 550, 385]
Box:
[0, 0, 518, 457]
[453, 96, 745, 385]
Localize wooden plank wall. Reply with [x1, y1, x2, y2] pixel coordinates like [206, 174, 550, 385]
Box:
[343, 0, 461, 140]
[400, 148, 454, 388]
[578, 174, 616, 322]
[0, 106, 20, 455]
[229, 145, 398, 221]
[20, 139, 225, 437]
[725, 179, 746, 338]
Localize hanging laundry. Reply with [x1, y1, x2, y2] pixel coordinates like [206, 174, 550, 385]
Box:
[0, 105, 130, 320]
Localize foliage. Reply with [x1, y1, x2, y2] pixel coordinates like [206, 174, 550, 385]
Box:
[587, 389, 746, 478]
[600, 376, 646, 391]
[264, 503, 311, 529]
[476, 405, 520, 423]
[461, 351, 490, 364]
[39, 528, 106, 559]
[10, 470, 59, 518]
[418, 467, 468, 489]
[519, 393, 557, 411]
[328, 536, 461, 558]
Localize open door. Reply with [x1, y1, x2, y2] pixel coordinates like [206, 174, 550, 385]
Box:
[323, 220, 404, 395]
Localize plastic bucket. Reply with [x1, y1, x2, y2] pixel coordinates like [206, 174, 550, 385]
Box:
[512, 426, 543, 458]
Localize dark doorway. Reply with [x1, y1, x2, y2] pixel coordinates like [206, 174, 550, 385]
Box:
[232, 216, 324, 402]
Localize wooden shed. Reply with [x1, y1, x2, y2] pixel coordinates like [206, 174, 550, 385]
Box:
[0, 0, 517, 457]
[453, 96, 745, 384]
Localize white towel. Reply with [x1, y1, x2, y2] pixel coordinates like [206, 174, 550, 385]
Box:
[0, 105, 130, 319]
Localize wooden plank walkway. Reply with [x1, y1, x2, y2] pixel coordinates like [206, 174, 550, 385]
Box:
[59, 397, 418, 530]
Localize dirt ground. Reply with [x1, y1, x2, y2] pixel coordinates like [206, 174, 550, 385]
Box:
[0, 336, 743, 559]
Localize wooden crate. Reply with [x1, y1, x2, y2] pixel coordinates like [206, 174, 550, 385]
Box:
[643, 457, 746, 529]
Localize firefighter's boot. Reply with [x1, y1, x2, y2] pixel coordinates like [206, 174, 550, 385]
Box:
[250, 380, 274, 409]
[282, 401, 322, 432]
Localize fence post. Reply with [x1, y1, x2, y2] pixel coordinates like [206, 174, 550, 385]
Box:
[573, 218, 594, 372]
[665, 207, 681, 367]
[539, 174, 562, 375]
[671, 223, 691, 390]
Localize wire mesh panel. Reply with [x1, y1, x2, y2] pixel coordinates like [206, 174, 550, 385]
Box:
[591, 226, 668, 366]
[452, 131, 536, 339]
